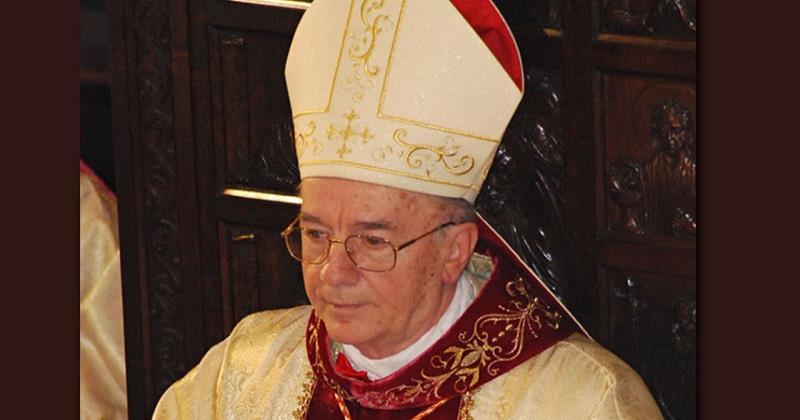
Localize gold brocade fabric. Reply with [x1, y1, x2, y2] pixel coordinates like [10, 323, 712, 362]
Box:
[153, 307, 314, 420]
[80, 169, 128, 419]
[154, 306, 662, 419]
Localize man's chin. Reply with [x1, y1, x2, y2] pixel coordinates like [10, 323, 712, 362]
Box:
[320, 309, 371, 338]
[325, 323, 370, 347]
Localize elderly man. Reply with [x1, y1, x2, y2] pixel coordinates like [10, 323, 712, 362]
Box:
[153, 0, 662, 418]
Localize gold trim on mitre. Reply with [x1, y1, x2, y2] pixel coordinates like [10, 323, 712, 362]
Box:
[286, 0, 523, 203]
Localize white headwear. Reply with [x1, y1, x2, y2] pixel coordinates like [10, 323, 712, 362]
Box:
[286, 0, 523, 203]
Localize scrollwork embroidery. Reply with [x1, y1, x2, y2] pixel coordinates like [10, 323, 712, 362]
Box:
[295, 121, 321, 157]
[362, 275, 561, 406]
[350, 0, 389, 77]
[393, 129, 475, 177]
[343, 0, 392, 101]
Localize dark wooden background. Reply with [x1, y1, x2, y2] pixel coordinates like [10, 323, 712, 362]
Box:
[81, 0, 116, 192]
[100, 0, 696, 418]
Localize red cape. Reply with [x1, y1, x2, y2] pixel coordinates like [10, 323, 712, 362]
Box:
[304, 215, 586, 418]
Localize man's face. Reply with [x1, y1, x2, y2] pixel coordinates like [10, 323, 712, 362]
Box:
[299, 178, 455, 359]
[662, 110, 689, 156]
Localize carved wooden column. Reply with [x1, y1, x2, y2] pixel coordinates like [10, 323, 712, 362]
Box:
[592, 1, 696, 418]
[108, 0, 203, 416]
[109, 1, 307, 417]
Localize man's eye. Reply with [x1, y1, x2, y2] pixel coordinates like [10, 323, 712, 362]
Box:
[363, 236, 387, 247]
[304, 229, 327, 240]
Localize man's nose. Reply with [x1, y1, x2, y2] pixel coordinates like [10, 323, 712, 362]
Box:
[319, 241, 359, 286]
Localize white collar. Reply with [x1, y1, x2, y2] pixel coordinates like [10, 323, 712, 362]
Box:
[341, 273, 476, 380]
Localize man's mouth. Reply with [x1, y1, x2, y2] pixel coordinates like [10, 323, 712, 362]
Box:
[325, 300, 366, 314]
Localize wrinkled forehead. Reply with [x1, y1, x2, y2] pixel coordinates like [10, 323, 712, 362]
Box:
[298, 177, 448, 222]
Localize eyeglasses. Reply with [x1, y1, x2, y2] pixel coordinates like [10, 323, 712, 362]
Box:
[281, 218, 456, 272]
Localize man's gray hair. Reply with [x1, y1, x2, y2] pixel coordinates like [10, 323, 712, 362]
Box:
[436, 196, 477, 224]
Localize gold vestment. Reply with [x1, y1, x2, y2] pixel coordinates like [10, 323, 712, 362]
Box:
[154, 305, 662, 419]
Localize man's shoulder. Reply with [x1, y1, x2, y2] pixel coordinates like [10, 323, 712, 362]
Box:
[153, 305, 314, 418]
[502, 332, 649, 392]
[179, 305, 312, 375]
[229, 305, 313, 344]
[470, 333, 663, 419]
[548, 333, 641, 379]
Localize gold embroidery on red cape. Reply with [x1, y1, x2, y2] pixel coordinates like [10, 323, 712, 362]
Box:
[358, 274, 562, 406]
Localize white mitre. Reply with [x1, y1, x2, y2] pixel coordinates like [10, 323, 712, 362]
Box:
[285, 0, 524, 203]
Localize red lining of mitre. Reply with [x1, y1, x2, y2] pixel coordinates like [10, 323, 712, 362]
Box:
[451, 0, 523, 91]
[80, 159, 117, 202]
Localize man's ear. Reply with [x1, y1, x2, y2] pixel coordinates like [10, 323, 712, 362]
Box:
[441, 222, 479, 285]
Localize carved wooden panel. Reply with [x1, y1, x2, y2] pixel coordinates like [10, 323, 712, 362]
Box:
[132, 0, 189, 403]
[600, 268, 696, 420]
[218, 221, 307, 334]
[208, 26, 299, 194]
[476, 67, 570, 302]
[109, 0, 203, 416]
[601, 74, 696, 239]
[601, 0, 696, 40]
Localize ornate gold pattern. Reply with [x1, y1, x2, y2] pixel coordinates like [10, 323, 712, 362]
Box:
[462, 276, 562, 374]
[457, 391, 474, 420]
[350, 0, 389, 77]
[393, 129, 475, 176]
[361, 275, 562, 406]
[292, 370, 317, 420]
[295, 121, 320, 157]
[307, 316, 355, 401]
[326, 109, 374, 158]
[371, 144, 404, 162]
[299, 159, 481, 190]
[343, 0, 392, 101]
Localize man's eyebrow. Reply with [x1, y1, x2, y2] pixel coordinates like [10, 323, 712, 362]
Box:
[299, 213, 396, 230]
[354, 220, 396, 230]
[299, 212, 323, 224]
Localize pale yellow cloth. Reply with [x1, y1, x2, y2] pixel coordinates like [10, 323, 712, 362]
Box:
[80, 171, 128, 419]
[154, 306, 663, 419]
